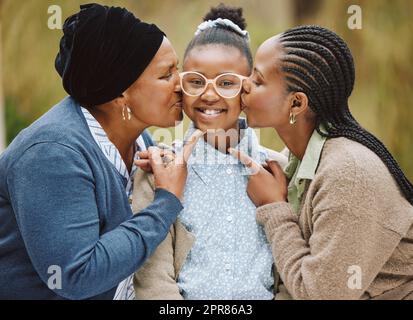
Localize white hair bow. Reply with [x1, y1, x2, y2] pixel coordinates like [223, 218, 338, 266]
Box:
[195, 18, 250, 41]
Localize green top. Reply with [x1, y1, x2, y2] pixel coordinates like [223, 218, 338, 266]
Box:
[284, 128, 327, 214]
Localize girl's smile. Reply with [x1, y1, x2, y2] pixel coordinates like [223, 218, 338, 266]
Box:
[194, 107, 228, 120]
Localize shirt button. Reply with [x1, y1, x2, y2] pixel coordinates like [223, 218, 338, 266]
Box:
[227, 216, 233, 222]
[128, 198, 133, 204]
[226, 168, 232, 175]
[225, 264, 231, 271]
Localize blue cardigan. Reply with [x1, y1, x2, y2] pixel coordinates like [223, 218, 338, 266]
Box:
[0, 97, 183, 299]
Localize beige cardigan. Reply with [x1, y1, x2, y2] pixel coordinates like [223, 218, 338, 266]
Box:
[256, 137, 413, 300]
[131, 170, 193, 300]
[131, 169, 287, 300]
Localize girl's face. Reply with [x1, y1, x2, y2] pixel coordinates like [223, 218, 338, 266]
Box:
[123, 37, 183, 128]
[241, 36, 292, 129]
[182, 45, 250, 132]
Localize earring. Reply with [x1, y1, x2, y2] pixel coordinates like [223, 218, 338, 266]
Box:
[122, 105, 132, 121]
[289, 111, 297, 125]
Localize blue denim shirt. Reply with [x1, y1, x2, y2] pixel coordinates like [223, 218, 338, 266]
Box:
[177, 120, 274, 300]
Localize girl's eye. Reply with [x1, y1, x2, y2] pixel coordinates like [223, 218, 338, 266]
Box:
[251, 71, 263, 86]
[220, 81, 234, 87]
[189, 79, 205, 86]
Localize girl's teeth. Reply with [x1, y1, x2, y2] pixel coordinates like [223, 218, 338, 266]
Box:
[203, 109, 221, 115]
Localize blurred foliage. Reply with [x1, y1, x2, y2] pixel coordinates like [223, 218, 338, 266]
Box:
[1, 0, 412, 179]
[4, 96, 31, 144]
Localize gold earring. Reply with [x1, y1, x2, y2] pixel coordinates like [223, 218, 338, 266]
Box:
[289, 111, 297, 125]
[122, 106, 132, 121]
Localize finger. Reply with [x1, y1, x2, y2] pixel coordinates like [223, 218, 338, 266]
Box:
[228, 148, 261, 175]
[265, 159, 284, 177]
[138, 150, 149, 159]
[148, 147, 165, 171]
[262, 163, 270, 172]
[158, 143, 175, 153]
[139, 149, 168, 160]
[162, 154, 175, 165]
[161, 149, 175, 158]
[134, 159, 150, 166]
[134, 159, 153, 172]
[180, 129, 204, 164]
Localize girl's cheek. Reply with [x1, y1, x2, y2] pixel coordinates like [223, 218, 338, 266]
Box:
[183, 101, 194, 118]
[183, 97, 193, 112]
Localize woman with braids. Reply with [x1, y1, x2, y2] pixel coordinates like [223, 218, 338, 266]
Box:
[230, 25, 413, 300]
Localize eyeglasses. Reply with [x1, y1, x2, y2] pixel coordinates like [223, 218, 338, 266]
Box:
[179, 71, 248, 99]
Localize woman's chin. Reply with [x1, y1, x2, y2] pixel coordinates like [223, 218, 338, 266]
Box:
[154, 114, 183, 128]
[169, 110, 184, 126]
[245, 115, 255, 128]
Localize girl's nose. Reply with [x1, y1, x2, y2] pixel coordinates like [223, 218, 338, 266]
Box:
[201, 84, 220, 103]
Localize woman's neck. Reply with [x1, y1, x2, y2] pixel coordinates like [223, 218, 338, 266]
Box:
[86, 105, 146, 172]
[276, 120, 316, 161]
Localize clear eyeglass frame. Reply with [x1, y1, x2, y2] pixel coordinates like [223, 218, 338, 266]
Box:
[179, 71, 249, 99]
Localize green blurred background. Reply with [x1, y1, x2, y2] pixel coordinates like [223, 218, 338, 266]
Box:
[0, 0, 412, 180]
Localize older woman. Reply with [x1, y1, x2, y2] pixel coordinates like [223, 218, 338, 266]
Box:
[232, 25, 413, 300]
[0, 3, 200, 300]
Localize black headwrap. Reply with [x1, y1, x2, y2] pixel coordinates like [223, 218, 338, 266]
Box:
[55, 3, 165, 106]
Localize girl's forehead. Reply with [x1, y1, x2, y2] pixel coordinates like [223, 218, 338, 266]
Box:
[183, 45, 250, 76]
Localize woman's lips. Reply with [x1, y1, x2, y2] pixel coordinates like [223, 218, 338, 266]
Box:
[240, 97, 248, 111]
[173, 100, 182, 108]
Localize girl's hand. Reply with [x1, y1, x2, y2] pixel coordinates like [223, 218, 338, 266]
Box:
[229, 148, 288, 207]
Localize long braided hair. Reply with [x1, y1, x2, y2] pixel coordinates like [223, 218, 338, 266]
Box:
[277, 25, 413, 205]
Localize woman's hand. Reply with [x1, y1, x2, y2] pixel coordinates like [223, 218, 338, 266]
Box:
[135, 130, 204, 200]
[229, 148, 288, 207]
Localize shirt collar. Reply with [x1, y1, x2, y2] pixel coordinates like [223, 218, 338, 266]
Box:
[297, 128, 327, 181]
[283, 127, 327, 214]
[80, 107, 146, 184]
[285, 127, 327, 182]
[185, 118, 264, 164]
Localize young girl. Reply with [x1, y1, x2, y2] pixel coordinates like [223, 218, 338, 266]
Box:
[133, 4, 286, 300]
